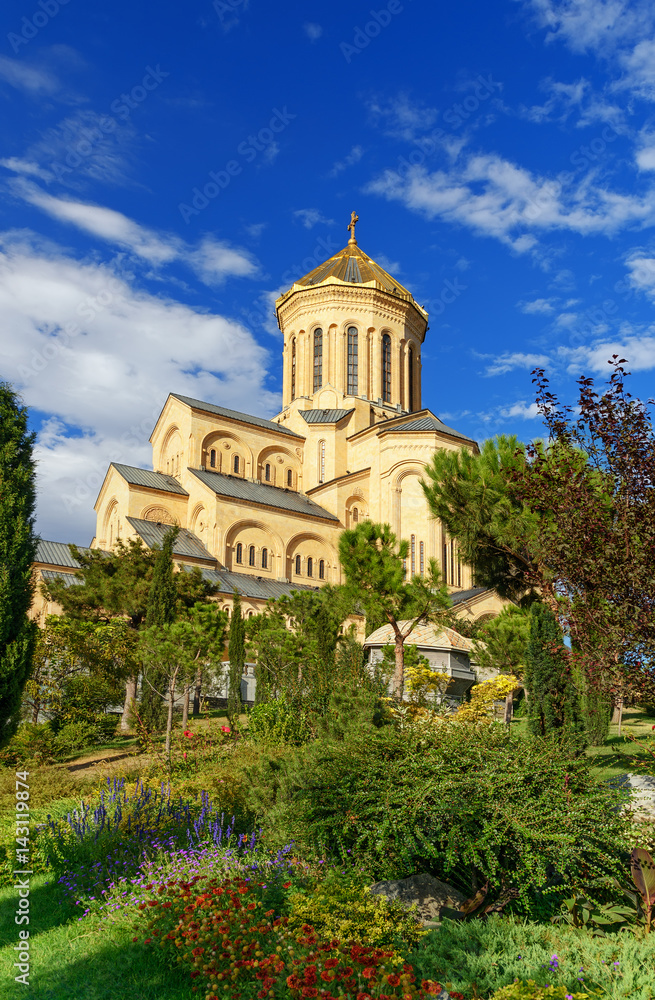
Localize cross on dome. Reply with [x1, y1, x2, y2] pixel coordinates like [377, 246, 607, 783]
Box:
[347, 210, 359, 244]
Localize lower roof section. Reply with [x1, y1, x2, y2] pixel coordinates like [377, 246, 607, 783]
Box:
[184, 565, 320, 602]
[126, 517, 216, 563]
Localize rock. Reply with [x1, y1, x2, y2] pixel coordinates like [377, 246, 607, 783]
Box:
[368, 872, 468, 924]
[610, 772, 655, 820]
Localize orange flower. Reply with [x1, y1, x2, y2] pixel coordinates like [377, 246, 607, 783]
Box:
[362, 968, 376, 979]
[287, 975, 301, 989]
[320, 972, 335, 982]
[386, 975, 401, 987]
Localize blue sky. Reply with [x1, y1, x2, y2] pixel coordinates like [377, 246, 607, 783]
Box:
[2, 0, 655, 543]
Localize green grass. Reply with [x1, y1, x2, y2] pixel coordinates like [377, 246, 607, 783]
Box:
[0, 877, 194, 999]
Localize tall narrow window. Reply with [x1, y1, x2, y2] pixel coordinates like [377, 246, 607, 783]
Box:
[411, 534, 416, 576]
[443, 539, 449, 584]
[261, 548, 268, 570]
[347, 326, 358, 394]
[295, 554, 301, 575]
[352, 507, 359, 523]
[313, 328, 323, 392]
[408, 345, 414, 411]
[319, 440, 325, 483]
[210, 449, 216, 468]
[233, 455, 240, 475]
[420, 540, 424, 575]
[307, 557, 313, 578]
[291, 338, 296, 400]
[318, 559, 325, 580]
[249, 545, 256, 567]
[236, 542, 243, 564]
[265, 463, 271, 482]
[382, 333, 392, 403]
[287, 469, 293, 487]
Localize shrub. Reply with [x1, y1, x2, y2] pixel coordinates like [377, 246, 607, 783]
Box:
[255, 723, 630, 914]
[285, 866, 425, 953]
[0, 722, 56, 766]
[52, 719, 100, 758]
[490, 985, 598, 999]
[408, 913, 655, 999]
[246, 696, 313, 747]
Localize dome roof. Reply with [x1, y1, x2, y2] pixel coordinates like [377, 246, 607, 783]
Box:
[276, 233, 428, 323]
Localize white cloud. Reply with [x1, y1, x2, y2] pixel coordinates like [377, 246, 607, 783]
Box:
[19, 110, 135, 189]
[501, 401, 541, 419]
[519, 297, 555, 313]
[562, 334, 655, 372]
[303, 23, 323, 41]
[635, 132, 655, 172]
[0, 233, 278, 543]
[367, 155, 655, 249]
[262, 142, 279, 165]
[10, 181, 259, 284]
[555, 311, 579, 327]
[0, 158, 53, 182]
[329, 145, 364, 177]
[293, 208, 334, 229]
[625, 254, 655, 295]
[483, 351, 550, 376]
[0, 56, 60, 95]
[366, 94, 440, 140]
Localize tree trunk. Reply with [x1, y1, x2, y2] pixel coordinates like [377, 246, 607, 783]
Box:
[394, 637, 404, 701]
[182, 684, 190, 728]
[504, 690, 514, 727]
[612, 696, 624, 735]
[121, 675, 137, 732]
[192, 666, 202, 716]
[165, 674, 177, 759]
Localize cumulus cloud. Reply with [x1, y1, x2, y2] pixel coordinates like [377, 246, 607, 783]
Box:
[0, 233, 278, 543]
[518, 297, 556, 313]
[293, 208, 334, 229]
[328, 145, 364, 177]
[562, 333, 655, 372]
[366, 93, 440, 141]
[483, 351, 550, 376]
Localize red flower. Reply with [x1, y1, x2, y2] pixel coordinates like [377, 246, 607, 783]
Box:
[362, 968, 376, 980]
[320, 972, 335, 983]
[356, 993, 373, 1000]
[287, 976, 301, 989]
[386, 975, 401, 987]
[302, 989, 318, 998]
[324, 959, 339, 969]
[184, 731, 193, 738]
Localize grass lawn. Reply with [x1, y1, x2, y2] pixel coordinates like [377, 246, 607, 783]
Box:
[0, 877, 193, 999]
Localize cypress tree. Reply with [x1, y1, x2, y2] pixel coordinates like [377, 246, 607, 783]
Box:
[139, 527, 179, 729]
[524, 602, 582, 738]
[227, 591, 245, 729]
[0, 384, 38, 746]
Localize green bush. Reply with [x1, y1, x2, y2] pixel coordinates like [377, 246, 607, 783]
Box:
[254, 723, 630, 915]
[246, 696, 312, 747]
[285, 866, 425, 953]
[0, 722, 57, 766]
[409, 914, 655, 999]
[490, 984, 599, 999]
[52, 720, 99, 757]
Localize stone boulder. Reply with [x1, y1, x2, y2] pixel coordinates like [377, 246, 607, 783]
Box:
[368, 872, 467, 925]
[613, 772, 655, 820]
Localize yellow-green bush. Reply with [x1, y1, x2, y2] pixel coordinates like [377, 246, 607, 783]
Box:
[286, 869, 425, 954]
[490, 982, 601, 999]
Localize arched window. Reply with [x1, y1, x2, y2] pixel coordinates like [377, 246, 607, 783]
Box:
[287, 469, 293, 487]
[295, 554, 301, 575]
[209, 448, 216, 468]
[319, 440, 326, 483]
[407, 344, 414, 411]
[223, 605, 231, 617]
[411, 534, 416, 576]
[382, 333, 392, 403]
[313, 328, 323, 392]
[236, 542, 243, 564]
[265, 463, 271, 482]
[233, 454, 240, 475]
[249, 545, 256, 567]
[307, 557, 313, 578]
[420, 540, 424, 575]
[352, 506, 359, 523]
[291, 337, 296, 400]
[347, 326, 358, 394]
[318, 559, 325, 580]
[261, 548, 268, 570]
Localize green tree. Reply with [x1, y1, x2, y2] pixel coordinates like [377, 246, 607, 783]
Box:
[45, 535, 215, 729]
[227, 592, 245, 729]
[524, 602, 581, 738]
[339, 521, 451, 699]
[472, 606, 530, 724]
[421, 435, 544, 603]
[0, 383, 38, 746]
[139, 527, 179, 730]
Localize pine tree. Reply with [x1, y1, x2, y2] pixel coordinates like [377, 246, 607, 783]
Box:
[139, 527, 179, 729]
[524, 602, 581, 738]
[227, 591, 245, 729]
[0, 384, 38, 745]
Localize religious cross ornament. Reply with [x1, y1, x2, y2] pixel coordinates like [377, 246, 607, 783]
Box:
[347, 210, 359, 244]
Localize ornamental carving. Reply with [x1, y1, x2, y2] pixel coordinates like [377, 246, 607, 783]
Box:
[143, 506, 174, 524]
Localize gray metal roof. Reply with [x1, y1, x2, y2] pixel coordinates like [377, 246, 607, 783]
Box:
[300, 408, 354, 424]
[171, 394, 303, 439]
[35, 540, 83, 568]
[40, 569, 80, 588]
[449, 587, 492, 605]
[112, 463, 189, 495]
[184, 566, 319, 601]
[126, 518, 216, 562]
[377, 411, 476, 443]
[190, 468, 340, 522]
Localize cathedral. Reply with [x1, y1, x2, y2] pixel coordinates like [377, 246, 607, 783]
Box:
[34, 216, 502, 628]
